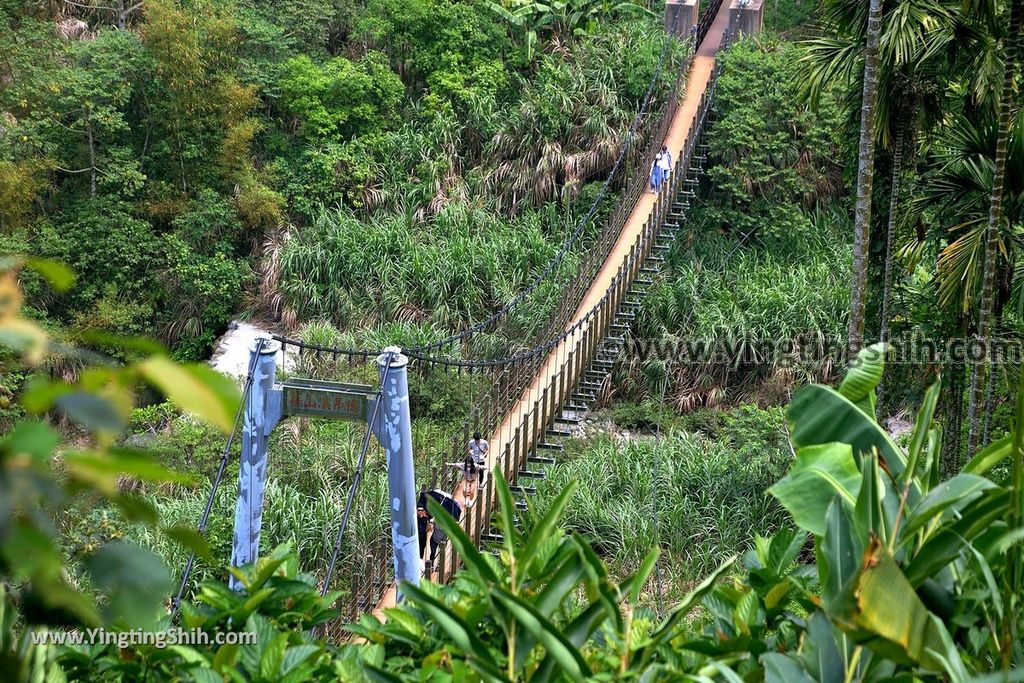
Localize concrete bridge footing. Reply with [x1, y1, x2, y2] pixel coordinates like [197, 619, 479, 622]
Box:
[665, 0, 698, 37]
[728, 0, 764, 38]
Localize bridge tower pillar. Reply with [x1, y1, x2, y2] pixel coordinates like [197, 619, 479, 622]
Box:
[729, 0, 764, 39]
[230, 336, 282, 587]
[665, 0, 698, 36]
[374, 346, 420, 598]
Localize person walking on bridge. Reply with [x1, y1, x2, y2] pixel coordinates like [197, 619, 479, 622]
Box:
[655, 145, 672, 190]
[649, 157, 662, 193]
[467, 431, 489, 490]
[447, 454, 479, 508]
[417, 488, 462, 575]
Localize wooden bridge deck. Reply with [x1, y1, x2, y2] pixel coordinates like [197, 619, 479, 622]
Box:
[373, 0, 733, 617]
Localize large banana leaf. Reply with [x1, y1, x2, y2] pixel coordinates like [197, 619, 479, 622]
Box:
[788, 384, 916, 499]
[900, 474, 997, 540]
[905, 381, 941, 489]
[837, 343, 888, 416]
[838, 538, 964, 675]
[819, 498, 863, 614]
[963, 434, 1013, 476]
[799, 612, 844, 683]
[769, 443, 861, 536]
[762, 653, 817, 683]
[854, 452, 894, 548]
[903, 490, 1010, 586]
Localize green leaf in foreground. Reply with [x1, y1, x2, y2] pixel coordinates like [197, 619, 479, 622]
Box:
[139, 357, 240, 433]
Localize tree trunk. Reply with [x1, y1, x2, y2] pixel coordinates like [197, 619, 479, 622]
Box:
[966, 0, 1023, 461]
[876, 113, 909, 411]
[942, 360, 965, 476]
[847, 0, 883, 356]
[982, 351, 996, 444]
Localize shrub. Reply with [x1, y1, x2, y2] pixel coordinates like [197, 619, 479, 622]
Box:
[705, 38, 844, 243]
[276, 52, 404, 141]
[159, 234, 248, 358]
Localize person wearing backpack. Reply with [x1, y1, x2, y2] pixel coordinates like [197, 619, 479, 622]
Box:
[417, 489, 462, 575]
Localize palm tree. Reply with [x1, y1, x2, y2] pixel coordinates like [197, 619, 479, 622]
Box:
[966, 0, 1024, 458]
[924, 113, 1024, 314]
[847, 0, 884, 354]
[803, 0, 954, 402]
[913, 109, 1024, 471]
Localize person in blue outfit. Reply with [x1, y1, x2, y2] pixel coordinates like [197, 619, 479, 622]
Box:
[649, 157, 662, 193]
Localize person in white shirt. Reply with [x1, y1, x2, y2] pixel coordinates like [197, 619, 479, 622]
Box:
[655, 145, 672, 190]
[467, 431, 489, 490]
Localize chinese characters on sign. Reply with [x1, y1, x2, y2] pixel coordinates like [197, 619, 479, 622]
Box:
[280, 379, 372, 421]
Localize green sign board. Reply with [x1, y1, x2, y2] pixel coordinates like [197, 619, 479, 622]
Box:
[280, 378, 374, 421]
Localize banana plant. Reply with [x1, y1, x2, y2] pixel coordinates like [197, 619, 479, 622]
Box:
[768, 343, 1024, 678]
[486, 0, 653, 64]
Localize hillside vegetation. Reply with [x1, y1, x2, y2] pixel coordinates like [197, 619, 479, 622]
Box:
[1, 0, 681, 361]
[3, 0, 1024, 680]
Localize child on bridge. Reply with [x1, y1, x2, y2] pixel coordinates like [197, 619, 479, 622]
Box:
[447, 454, 479, 508]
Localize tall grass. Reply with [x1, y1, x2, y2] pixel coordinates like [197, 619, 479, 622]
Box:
[282, 203, 560, 330]
[279, 201, 593, 352]
[531, 406, 792, 600]
[114, 411, 460, 599]
[621, 209, 851, 407]
[639, 214, 849, 343]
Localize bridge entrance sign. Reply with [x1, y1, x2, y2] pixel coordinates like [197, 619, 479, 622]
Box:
[280, 378, 373, 420]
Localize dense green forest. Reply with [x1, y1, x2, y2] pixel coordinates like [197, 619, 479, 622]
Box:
[2, 0, 1024, 680]
[1, 0, 677, 361]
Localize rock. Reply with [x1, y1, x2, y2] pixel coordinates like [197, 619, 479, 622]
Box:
[208, 320, 294, 381]
[124, 432, 158, 448]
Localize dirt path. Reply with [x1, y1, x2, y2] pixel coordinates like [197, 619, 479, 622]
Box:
[373, 2, 733, 617]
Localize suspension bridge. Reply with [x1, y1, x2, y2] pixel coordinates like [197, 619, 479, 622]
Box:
[173, 0, 761, 631]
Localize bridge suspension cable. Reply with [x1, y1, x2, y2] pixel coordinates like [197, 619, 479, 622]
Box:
[320, 352, 394, 597]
